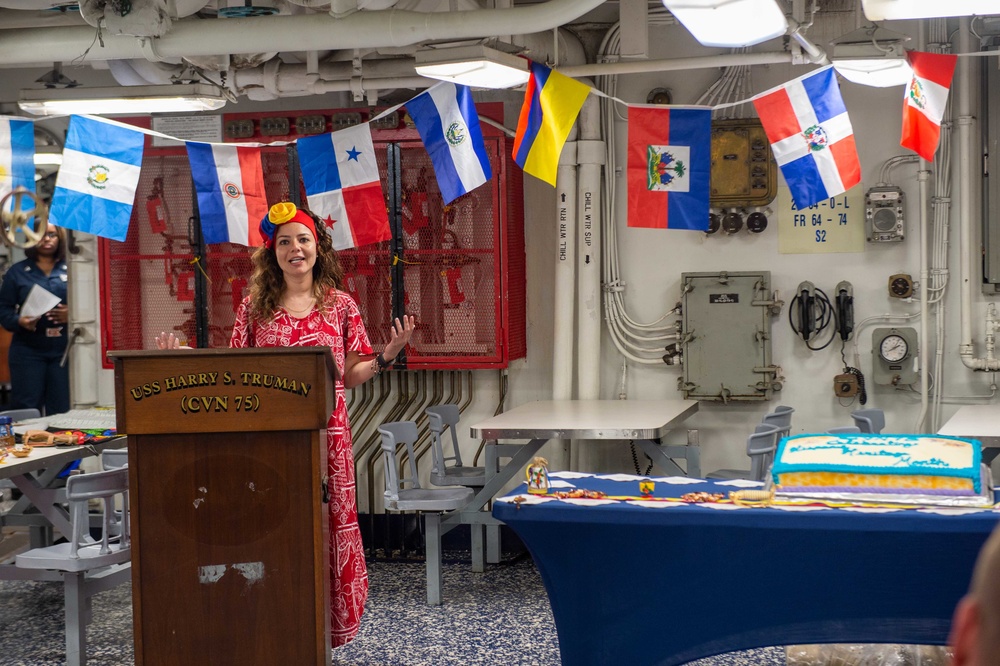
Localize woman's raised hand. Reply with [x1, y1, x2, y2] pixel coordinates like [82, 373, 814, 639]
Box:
[154, 331, 191, 350]
[383, 315, 415, 361]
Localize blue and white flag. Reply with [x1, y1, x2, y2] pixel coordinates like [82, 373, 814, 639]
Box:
[405, 82, 491, 204]
[49, 115, 145, 242]
[0, 117, 36, 211]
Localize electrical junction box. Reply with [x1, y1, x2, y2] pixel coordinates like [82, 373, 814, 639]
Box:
[866, 186, 905, 242]
[678, 271, 781, 402]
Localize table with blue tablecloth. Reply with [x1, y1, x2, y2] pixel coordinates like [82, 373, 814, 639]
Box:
[492, 473, 1000, 666]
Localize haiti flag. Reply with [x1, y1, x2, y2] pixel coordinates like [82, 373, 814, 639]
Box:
[752, 65, 861, 210]
[627, 105, 711, 231]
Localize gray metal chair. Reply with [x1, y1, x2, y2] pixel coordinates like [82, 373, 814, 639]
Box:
[15, 467, 131, 666]
[851, 408, 885, 434]
[707, 423, 784, 482]
[425, 405, 486, 488]
[827, 426, 862, 434]
[0, 407, 41, 421]
[378, 421, 474, 605]
[100, 448, 128, 470]
[761, 405, 794, 438]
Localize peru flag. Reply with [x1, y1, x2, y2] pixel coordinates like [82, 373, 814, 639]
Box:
[186, 142, 268, 246]
[627, 105, 711, 231]
[901, 51, 957, 162]
[752, 65, 860, 210]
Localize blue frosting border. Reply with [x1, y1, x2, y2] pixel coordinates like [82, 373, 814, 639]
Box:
[772, 433, 983, 493]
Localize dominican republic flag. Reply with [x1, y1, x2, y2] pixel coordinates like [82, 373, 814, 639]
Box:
[512, 61, 591, 187]
[627, 105, 711, 231]
[406, 82, 492, 204]
[0, 117, 35, 211]
[752, 65, 861, 210]
[297, 123, 390, 250]
[186, 142, 268, 246]
[901, 51, 958, 162]
[49, 115, 145, 242]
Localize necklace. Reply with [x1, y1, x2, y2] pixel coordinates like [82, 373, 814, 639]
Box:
[282, 298, 315, 316]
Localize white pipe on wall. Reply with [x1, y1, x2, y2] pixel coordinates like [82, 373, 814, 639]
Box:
[67, 234, 100, 407]
[916, 163, 930, 431]
[552, 144, 578, 471]
[0, 0, 605, 64]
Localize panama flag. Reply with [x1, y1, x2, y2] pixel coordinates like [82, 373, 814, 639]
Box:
[186, 142, 268, 246]
[901, 51, 958, 162]
[627, 105, 711, 231]
[406, 82, 492, 204]
[49, 115, 145, 242]
[0, 117, 35, 211]
[297, 123, 390, 250]
[752, 65, 861, 210]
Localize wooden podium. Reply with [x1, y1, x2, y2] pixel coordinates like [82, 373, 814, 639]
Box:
[110, 348, 335, 666]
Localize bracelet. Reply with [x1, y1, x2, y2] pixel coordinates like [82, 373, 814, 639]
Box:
[371, 358, 382, 377]
[376, 352, 395, 369]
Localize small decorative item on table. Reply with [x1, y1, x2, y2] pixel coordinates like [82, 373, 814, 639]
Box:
[10, 440, 32, 458]
[525, 456, 550, 495]
[639, 479, 655, 497]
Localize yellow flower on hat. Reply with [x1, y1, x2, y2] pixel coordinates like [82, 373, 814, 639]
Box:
[269, 202, 298, 224]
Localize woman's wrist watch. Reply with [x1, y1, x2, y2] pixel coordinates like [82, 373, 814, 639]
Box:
[376, 352, 396, 370]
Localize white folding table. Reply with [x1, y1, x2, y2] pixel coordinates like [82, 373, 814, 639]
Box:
[938, 405, 1000, 464]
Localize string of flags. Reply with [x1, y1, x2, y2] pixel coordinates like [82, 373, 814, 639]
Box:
[0, 52, 960, 245]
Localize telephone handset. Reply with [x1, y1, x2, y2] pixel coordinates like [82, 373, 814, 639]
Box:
[797, 281, 816, 341]
[835, 281, 854, 342]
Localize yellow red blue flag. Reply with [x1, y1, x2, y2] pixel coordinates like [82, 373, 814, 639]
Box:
[512, 61, 590, 186]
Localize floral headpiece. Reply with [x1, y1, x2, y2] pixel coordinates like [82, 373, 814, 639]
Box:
[259, 202, 318, 249]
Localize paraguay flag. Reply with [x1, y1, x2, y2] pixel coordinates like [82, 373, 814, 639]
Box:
[901, 51, 957, 162]
[406, 82, 492, 204]
[752, 65, 861, 210]
[49, 115, 145, 242]
[186, 142, 268, 246]
[0, 117, 35, 211]
[512, 61, 591, 187]
[297, 123, 390, 250]
[627, 105, 711, 231]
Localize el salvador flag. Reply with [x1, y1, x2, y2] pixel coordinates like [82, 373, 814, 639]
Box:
[0, 117, 36, 211]
[186, 142, 268, 246]
[405, 82, 491, 204]
[49, 115, 145, 242]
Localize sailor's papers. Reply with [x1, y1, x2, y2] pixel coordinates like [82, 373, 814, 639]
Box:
[20, 284, 62, 319]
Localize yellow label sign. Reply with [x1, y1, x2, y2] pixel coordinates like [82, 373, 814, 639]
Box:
[776, 183, 865, 254]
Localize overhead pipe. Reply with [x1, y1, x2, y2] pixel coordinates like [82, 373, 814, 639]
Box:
[0, 0, 606, 65]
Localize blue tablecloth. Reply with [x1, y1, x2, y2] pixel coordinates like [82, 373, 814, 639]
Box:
[492, 474, 1000, 666]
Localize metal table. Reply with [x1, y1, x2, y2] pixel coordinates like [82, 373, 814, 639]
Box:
[938, 405, 1000, 464]
[451, 399, 699, 571]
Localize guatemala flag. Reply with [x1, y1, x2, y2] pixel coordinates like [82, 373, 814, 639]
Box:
[405, 82, 492, 204]
[0, 117, 35, 211]
[49, 115, 145, 242]
[752, 65, 861, 210]
[297, 123, 390, 250]
[186, 142, 268, 246]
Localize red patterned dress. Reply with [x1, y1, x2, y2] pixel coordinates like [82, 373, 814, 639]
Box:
[230, 288, 370, 647]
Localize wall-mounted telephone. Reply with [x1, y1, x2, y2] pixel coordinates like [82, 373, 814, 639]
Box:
[796, 281, 817, 341]
[835, 281, 854, 342]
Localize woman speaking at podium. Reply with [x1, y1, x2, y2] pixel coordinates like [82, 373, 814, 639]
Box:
[158, 202, 414, 647]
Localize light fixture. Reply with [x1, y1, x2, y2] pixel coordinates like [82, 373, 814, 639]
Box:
[660, 0, 788, 48]
[830, 25, 912, 88]
[862, 0, 998, 20]
[18, 83, 228, 116]
[33, 146, 63, 167]
[414, 44, 530, 89]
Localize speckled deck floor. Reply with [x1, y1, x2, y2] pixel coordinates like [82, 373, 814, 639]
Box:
[0, 553, 946, 665]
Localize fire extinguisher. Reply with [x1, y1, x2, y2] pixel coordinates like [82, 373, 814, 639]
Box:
[147, 177, 168, 234]
[441, 265, 465, 306]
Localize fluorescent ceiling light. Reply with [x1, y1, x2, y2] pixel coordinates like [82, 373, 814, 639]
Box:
[831, 25, 912, 88]
[18, 83, 227, 116]
[415, 44, 530, 89]
[661, 0, 788, 48]
[862, 0, 998, 20]
[33, 149, 63, 167]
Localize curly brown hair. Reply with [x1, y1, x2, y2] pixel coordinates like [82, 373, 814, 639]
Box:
[246, 206, 345, 324]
